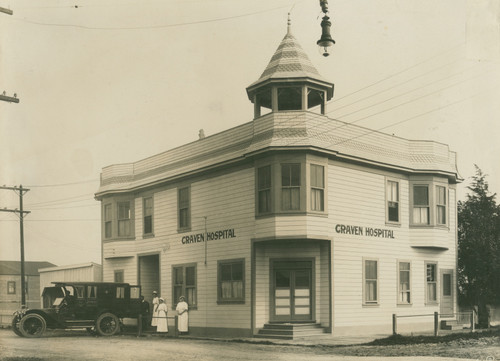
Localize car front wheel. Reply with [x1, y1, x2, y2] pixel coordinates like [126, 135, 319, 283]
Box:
[19, 314, 46, 338]
[95, 312, 120, 336]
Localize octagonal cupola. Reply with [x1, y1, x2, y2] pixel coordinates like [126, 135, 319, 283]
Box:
[246, 15, 334, 119]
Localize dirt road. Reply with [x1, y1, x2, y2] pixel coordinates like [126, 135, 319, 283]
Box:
[0, 329, 489, 361]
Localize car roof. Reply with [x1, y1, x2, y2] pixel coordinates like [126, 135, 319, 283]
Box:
[51, 282, 139, 287]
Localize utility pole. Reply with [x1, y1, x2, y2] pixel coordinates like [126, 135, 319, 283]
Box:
[0, 6, 13, 15]
[0, 92, 19, 103]
[0, 6, 20, 103]
[0, 185, 30, 307]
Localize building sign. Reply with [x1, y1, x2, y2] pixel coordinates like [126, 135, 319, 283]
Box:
[335, 224, 395, 239]
[181, 228, 236, 244]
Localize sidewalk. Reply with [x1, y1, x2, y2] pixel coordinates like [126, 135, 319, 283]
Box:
[139, 329, 387, 347]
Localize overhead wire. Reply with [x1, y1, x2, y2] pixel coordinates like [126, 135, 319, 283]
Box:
[26, 178, 99, 188]
[10, 3, 292, 30]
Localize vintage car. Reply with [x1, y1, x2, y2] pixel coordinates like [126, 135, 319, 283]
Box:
[12, 282, 142, 337]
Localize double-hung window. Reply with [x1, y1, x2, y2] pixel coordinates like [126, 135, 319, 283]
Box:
[173, 264, 197, 307]
[281, 164, 300, 211]
[363, 259, 378, 305]
[436, 186, 447, 225]
[143, 197, 153, 235]
[104, 204, 112, 238]
[218, 259, 245, 303]
[257, 166, 272, 213]
[310, 164, 324, 211]
[398, 262, 411, 304]
[413, 185, 429, 224]
[387, 180, 399, 223]
[114, 270, 124, 283]
[7, 281, 15, 294]
[426, 262, 437, 303]
[178, 187, 190, 230]
[117, 202, 131, 237]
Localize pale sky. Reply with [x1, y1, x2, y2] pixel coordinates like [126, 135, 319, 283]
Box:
[1, 0, 499, 266]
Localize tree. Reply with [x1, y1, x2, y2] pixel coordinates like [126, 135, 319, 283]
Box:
[457, 165, 500, 327]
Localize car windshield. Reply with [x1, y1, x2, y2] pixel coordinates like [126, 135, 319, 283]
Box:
[53, 297, 64, 306]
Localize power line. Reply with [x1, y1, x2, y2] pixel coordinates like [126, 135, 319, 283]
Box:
[25, 178, 99, 188]
[331, 42, 466, 104]
[11, 4, 290, 30]
[322, 83, 500, 150]
[25, 192, 95, 207]
[330, 57, 465, 115]
[339, 68, 494, 126]
[29, 203, 99, 211]
[1, 218, 100, 222]
[335, 64, 493, 122]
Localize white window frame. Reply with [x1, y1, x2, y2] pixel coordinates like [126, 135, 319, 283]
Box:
[363, 258, 379, 306]
[7, 281, 16, 295]
[436, 185, 447, 226]
[425, 261, 438, 305]
[217, 258, 245, 304]
[397, 260, 411, 305]
[114, 269, 124, 283]
[172, 263, 197, 309]
[104, 203, 112, 239]
[178, 186, 191, 231]
[386, 179, 400, 224]
[257, 165, 272, 214]
[143, 196, 154, 236]
[281, 163, 301, 211]
[412, 184, 430, 225]
[310, 164, 325, 212]
[117, 201, 131, 237]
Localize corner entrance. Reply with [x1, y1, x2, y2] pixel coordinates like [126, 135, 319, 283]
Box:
[270, 260, 313, 322]
[440, 269, 454, 317]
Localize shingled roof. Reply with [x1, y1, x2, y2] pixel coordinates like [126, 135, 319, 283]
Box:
[247, 26, 331, 89]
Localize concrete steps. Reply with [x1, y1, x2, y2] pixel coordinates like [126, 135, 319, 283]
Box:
[255, 323, 329, 340]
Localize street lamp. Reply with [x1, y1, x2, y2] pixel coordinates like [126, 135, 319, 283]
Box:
[317, 0, 335, 57]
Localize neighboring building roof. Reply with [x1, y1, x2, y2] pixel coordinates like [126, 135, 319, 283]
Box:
[0, 260, 57, 276]
[38, 262, 102, 273]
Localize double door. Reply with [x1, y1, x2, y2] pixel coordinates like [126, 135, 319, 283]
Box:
[271, 261, 313, 322]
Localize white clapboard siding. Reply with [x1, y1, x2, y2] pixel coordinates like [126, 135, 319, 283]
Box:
[328, 163, 457, 333]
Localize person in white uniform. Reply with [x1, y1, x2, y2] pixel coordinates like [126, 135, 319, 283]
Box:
[156, 298, 168, 334]
[176, 296, 189, 334]
[151, 291, 159, 327]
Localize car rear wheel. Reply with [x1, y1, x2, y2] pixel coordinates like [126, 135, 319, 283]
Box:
[19, 314, 46, 338]
[95, 312, 120, 336]
[11, 314, 24, 337]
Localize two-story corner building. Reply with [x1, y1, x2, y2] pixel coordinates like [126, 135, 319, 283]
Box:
[95, 22, 461, 338]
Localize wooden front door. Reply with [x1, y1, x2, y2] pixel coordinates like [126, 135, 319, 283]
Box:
[440, 269, 454, 317]
[271, 260, 313, 322]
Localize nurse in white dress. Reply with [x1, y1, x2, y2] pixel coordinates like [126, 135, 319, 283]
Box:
[151, 291, 159, 327]
[176, 296, 189, 334]
[156, 298, 168, 334]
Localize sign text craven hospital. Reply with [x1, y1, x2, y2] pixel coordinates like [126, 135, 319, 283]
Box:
[181, 224, 395, 244]
[335, 224, 395, 239]
[181, 229, 236, 244]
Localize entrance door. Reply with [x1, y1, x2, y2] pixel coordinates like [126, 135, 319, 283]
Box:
[440, 269, 454, 317]
[138, 254, 160, 305]
[272, 261, 313, 322]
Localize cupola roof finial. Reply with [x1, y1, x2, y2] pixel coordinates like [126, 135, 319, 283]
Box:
[287, 12, 291, 34]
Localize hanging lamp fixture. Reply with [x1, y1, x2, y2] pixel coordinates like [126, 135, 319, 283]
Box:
[317, 0, 335, 57]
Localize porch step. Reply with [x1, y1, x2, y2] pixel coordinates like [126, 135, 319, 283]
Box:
[440, 319, 466, 331]
[256, 323, 328, 340]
